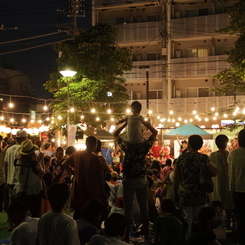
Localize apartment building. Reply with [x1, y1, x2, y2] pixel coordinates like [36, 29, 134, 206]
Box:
[93, 0, 238, 127]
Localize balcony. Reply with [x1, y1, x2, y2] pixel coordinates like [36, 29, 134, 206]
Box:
[170, 14, 230, 39]
[115, 22, 162, 44]
[94, 0, 159, 9]
[122, 60, 163, 82]
[170, 55, 230, 79]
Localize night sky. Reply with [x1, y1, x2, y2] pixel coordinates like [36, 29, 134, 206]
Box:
[0, 0, 91, 98]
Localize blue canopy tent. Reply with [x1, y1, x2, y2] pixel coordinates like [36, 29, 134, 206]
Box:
[164, 123, 212, 139]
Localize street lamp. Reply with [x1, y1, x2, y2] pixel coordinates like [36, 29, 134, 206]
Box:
[59, 70, 77, 145]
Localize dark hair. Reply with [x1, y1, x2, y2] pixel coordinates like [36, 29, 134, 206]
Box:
[86, 136, 97, 149]
[152, 168, 159, 176]
[7, 201, 28, 217]
[104, 213, 126, 237]
[152, 160, 161, 172]
[81, 199, 105, 223]
[105, 172, 112, 181]
[44, 142, 51, 150]
[165, 159, 172, 166]
[94, 139, 102, 153]
[65, 146, 76, 156]
[146, 169, 153, 176]
[211, 200, 222, 210]
[188, 134, 203, 150]
[198, 207, 216, 226]
[130, 101, 142, 113]
[34, 140, 42, 148]
[56, 147, 64, 154]
[160, 199, 176, 215]
[215, 135, 228, 150]
[238, 129, 245, 148]
[181, 140, 187, 144]
[47, 183, 70, 211]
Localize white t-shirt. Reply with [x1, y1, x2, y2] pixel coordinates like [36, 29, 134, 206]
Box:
[36, 211, 80, 245]
[4, 144, 21, 185]
[88, 235, 129, 245]
[126, 115, 144, 144]
[11, 216, 39, 245]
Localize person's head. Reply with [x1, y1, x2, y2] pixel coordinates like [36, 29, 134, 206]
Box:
[181, 140, 188, 149]
[198, 206, 219, 229]
[130, 101, 142, 114]
[34, 140, 42, 148]
[86, 136, 97, 152]
[153, 140, 158, 146]
[160, 199, 176, 215]
[104, 213, 126, 238]
[105, 172, 112, 181]
[94, 139, 102, 153]
[7, 201, 28, 226]
[210, 200, 223, 216]
[215, 134, 228, 150]
[18, 139, 39, 161]
[55, 147, 64, 160]
[111, 171, 119, 181]
[165, 159, 172, 167]
[15, 130, 28, 144]
[81, 199, 105, 225]
[238, 130, 245, 147]
[44, 142, 51, 150]
[188, 134, 203, 151]
[65, 146, 76, 156]
[47, 183, 70, 212]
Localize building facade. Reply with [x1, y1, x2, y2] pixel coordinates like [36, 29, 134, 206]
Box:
[93, 0, 239, 127]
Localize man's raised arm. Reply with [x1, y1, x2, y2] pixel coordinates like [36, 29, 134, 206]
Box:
[113, 122, 127, 141]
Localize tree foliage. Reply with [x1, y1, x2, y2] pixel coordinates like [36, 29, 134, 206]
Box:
[44, 24, 132, 132]
[213, 0, 245, 94]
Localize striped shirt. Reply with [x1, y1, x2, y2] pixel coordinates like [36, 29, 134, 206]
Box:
[228, 147, 245, 192]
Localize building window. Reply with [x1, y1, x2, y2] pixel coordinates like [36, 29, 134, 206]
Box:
[106, 18, 124, 25]
[199, 87, 209, 97]
[186, 9, 197, 17]
[149, 90, 162, 99]
[147, 53, 161, 60]
[186, 88, 197, 97]
[147, 15, 157, 22]
[198, 8, 209, 16]
[186, 48, 208, 57]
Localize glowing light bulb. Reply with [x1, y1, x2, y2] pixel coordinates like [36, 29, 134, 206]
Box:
[169, 110, 173, 115]
[213, 117, 217, 120]
[58, 116, 62, 120]
[205, 118, 209, 121]
[51, 138, 55, 142]
[157, 116, 160, 119]
[211, 107, 215, 111]
[0, 116, 4, 120]
[96, 117, 100, 121]
[195, 115, 199, 119]
[215, 112, 219, 116]
[184, 119, 188, 123]
[43, 105, 48, 111]
[10, 118, 14, 122]
[223, 114, 228, 118]
[144, 118, 148, 121]
[70, 108, 75, 112]
[30, 119, 35, 123]
[22, 118, 26, 123]
[172, 119, 175, 122]
[110, 118, 114, 121]
[126, 109, 131, 114]
[198, 118, 201, 121]
[9, 102, 14, 108]
[189, 119, 193, 122]
[193, 110, 197, 114]
[233, 112, 237, 116]
[178, 117, 182, 121]
[80, 115, 84, 119]
[175, 122, 180, 127]
[107, 109, 112, 114]
[38, 120, 42, 123]
[91, 108, 96, 113]
[148, 110, 152, 115]
[46, 117, 50, 121]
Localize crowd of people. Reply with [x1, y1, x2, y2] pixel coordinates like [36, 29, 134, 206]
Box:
[0, 100, 244, 245]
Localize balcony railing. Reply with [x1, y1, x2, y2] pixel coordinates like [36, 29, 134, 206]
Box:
[115, 22, 162, 44]
[170, 55, 230, 79]
[94, 0, 158, 8]
[123, 60, 163, 82]
[170, 14, 230, 39]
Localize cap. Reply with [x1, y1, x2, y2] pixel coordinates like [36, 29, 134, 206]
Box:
[16, 130, 28, 138]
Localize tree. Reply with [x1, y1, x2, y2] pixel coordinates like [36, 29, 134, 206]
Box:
[213, 0, 245, 94]
[44, 24, 132, 133]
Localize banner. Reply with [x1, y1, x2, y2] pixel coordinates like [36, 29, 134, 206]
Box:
[68, 125, 77, 146]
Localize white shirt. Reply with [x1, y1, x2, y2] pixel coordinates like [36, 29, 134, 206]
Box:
[37, 211, 80, 245]
[4, 144, 21, 185]
[11, 216, 39, 245]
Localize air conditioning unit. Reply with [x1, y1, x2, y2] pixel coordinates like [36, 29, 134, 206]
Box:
[162, 48, 167, 56]
[175, 50, 182, 58]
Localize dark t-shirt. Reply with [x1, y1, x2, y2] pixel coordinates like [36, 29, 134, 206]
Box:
[186, 228, 216, 245]
[118, 136, 155, 178]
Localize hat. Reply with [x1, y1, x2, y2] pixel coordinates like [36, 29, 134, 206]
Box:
[111, 171, 119, 179]
[16, 130, 28, 138]
[18, 140, 39, 155]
